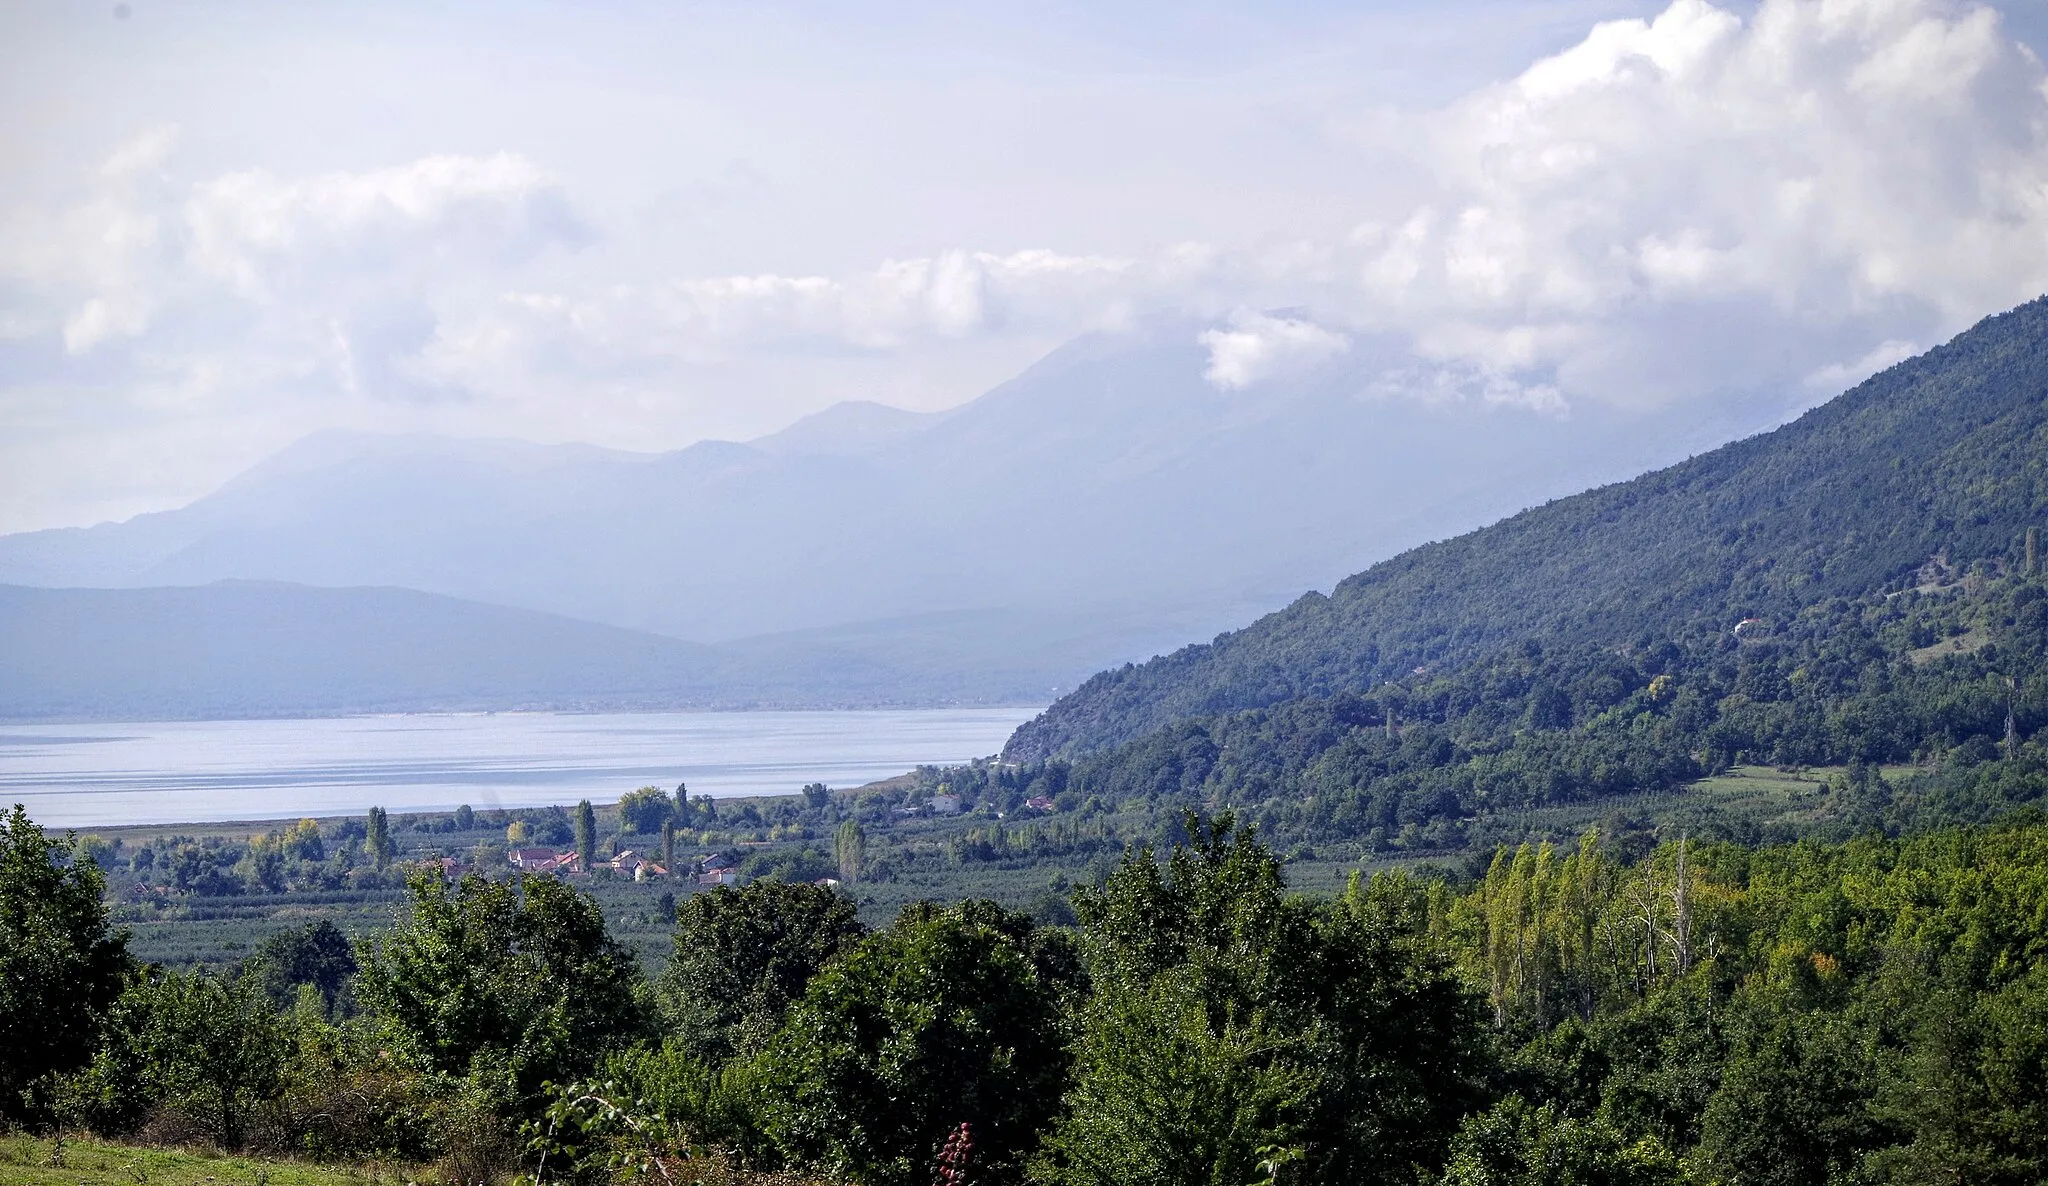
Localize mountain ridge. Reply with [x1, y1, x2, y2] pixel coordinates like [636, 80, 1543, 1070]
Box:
[0, 317, 1805, 688]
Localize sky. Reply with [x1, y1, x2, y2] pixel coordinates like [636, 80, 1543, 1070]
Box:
[7, 0, 2048, 534]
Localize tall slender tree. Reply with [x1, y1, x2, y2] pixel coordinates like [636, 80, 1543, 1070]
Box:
[365, 806, 392, 871]
[835, 819, 865, 883]
[574, 799, 597, 872]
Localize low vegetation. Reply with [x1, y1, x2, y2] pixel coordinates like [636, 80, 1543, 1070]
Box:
[0, 1132, 390, 1186]
[7, 786, 2048, 1184]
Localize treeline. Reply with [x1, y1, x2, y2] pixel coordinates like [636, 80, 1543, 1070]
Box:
[928, 574, 2048, 857]
[6, 799, 2046, 1184]
[93, 790, 858, 911]
[1435, 818, 2048, 1184]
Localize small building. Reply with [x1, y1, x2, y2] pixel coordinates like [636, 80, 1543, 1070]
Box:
[698, 870, 740, 887]
[511, 848, 583, 876]
[509, 847, 563, 871]
[611, 850, 668, 881]
[1024, 796, 1056, 813]
[930, 793, 963, 815]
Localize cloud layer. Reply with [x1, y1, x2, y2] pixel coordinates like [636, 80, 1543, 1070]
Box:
[6, 0, 2048, 529]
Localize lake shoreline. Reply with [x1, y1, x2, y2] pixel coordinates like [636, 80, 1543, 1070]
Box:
[1, 707, 1042, 829]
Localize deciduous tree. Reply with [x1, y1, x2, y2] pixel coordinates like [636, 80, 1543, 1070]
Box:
[0, 804, 131, 1123]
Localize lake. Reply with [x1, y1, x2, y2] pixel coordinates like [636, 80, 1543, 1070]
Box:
[0, 708, 1042, 828]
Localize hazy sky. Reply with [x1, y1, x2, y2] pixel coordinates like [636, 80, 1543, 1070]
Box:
[7, 0, 2048, 533]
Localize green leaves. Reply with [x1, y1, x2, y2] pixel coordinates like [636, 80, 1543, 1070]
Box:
[749, 901, 1071, 1186]
[355, 872, 646, 1102]
[1441, 1096, 1681, 1186]
[1040, 970, 1319, 1186]
[618, 786, 676, 836]
[0, 803, 131, 1123]
[1046, 814, 1489, 1186]
[658, 879, 865, 1063]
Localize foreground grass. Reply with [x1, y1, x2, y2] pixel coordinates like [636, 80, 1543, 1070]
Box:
[0, 1134, 417, 1186]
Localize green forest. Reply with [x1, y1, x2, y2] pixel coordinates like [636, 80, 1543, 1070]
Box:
[6, 799, 2046, 1185]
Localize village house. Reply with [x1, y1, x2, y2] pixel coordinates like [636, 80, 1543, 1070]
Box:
[609, 850, 669, 881]
[509, 846, 562, 871]
[509, 847, 582, 875]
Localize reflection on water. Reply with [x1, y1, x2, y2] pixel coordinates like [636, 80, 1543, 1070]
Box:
[0, 708, 1040, 828]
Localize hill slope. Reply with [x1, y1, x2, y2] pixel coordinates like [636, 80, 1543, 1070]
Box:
[1007, 297, 2048, 760]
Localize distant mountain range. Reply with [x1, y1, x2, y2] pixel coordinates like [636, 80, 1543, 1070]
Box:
[1005, 299, 2048, 760]
[0, 316, 1808, 720]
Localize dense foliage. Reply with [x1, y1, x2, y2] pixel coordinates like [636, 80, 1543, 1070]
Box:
[1041, 815, 1488, 1186]
[5, 797, 2048, 1184]
[356, 872, 650, 1104]
[937, 569, 2048, 863]
[0, 804, 131, 1125]
[658, 879, 866, 1061]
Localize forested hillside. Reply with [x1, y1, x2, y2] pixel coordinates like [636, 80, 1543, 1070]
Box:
[964, 569, 2048, 862]
[1009, 298, 2048, 760]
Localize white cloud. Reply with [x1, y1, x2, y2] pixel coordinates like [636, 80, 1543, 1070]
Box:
[0, 138, 587, 426]
[181, 152, 578, 298]
[1199, 311, 1350, 389]
[411, 248, 1146, 399]
[1334, 0, 2048, 406]
[1362, 360, 1570, 415]
[1803, 338, 1919, 392]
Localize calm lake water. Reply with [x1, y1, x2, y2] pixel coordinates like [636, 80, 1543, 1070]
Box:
[0, 708, 1041, 829]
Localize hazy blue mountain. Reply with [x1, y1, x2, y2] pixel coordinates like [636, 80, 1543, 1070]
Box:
[0, 316, 1808, 706]
[1005, 298, 2048, 759]
[749, 400, 954, 457]
[0, 581, 729, 721]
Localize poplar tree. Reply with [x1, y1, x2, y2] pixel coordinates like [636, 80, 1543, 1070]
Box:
[835, 819, 865, 883]
[365, 806, 392, 871]
[573, 800, 597, 872]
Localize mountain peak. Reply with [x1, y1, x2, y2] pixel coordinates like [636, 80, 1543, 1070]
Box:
[747, 400, 950, 458]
